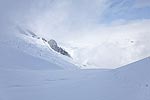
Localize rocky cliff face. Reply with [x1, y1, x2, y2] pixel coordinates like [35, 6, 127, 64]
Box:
[48, 39, 71, 58]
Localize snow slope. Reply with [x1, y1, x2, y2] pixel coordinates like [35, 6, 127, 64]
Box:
[0, 54, 149, 100]
[0, 33, 78, 70]
[0, 44, 62, 70]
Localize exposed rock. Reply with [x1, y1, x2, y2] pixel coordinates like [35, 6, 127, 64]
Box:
[48, 39, 71, 57]
[42, 38, 47, 42]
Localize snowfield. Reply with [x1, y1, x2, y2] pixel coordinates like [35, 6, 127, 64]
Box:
[0, 36, 150, 100]
[0, 57, 149, 100]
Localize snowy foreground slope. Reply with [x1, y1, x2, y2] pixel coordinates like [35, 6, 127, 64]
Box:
[0, 47, 150, 100]
[0, 44, 62, 70]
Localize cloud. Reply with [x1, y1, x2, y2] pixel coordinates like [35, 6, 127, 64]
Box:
[65, 19, 150, 69]
[134, 0, 150, 8]
[0, 0, 150, 69]
[14, 0, 109, 41]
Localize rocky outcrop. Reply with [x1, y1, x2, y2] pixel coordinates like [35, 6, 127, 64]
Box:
[17, 27, 71, 58]
[48, 39, 71, 57]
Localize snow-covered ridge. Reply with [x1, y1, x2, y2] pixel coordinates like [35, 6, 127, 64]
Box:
[0, 28, 78, 70]
[17, 26, 71, 57]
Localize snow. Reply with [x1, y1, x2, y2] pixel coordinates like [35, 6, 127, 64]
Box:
[0, 34, 78, 70]
[0, 44, 62, 70]
[0, 39, 150, 100]
[0, 32, 150, 100]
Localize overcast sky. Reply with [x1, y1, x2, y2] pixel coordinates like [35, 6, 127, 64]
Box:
[0, 0, 150, 68]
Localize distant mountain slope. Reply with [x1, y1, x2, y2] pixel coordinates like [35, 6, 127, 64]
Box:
[17, 27, 71, 58]
[0, 33, 78, 70]
[116, 56, 150, 72]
